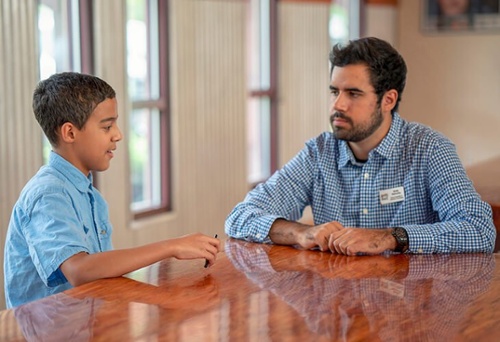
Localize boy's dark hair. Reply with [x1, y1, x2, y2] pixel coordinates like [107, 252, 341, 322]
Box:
[329, 37, 407, 113]
[33, 72, 116, 147]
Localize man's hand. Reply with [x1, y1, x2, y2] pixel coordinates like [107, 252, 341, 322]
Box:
[269, 219, 345, 251]
[269, 219, 397, 256]
[327, 228, 396, 255]
[296, 221, 345, 251]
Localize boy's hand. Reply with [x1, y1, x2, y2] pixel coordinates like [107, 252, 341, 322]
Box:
[169, 233, 221, 267]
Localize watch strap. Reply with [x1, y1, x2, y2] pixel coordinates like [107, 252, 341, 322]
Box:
[391, 227, 409, 253]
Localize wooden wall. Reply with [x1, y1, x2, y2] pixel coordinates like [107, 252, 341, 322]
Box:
[0, 0, 40, 310]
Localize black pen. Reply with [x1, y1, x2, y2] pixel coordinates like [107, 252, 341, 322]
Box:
[204, 234, 218, 268]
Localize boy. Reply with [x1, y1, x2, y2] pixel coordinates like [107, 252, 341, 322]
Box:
[4, 72, 220, 308]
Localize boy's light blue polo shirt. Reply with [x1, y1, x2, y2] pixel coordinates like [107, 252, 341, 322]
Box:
[4, 151, 113, 308]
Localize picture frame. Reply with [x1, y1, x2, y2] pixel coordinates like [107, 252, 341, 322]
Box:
[421, 0, 500, 33]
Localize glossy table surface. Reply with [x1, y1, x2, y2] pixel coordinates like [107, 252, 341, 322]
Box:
[1, 238, 500, 341]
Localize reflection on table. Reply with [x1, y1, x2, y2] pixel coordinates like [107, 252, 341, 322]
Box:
[225, 239, 496, 341]
[1, 238, 499, 341]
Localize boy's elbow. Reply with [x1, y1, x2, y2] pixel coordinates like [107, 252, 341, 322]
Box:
[60, 252, 93, 287]
[66, 270, 90, 287]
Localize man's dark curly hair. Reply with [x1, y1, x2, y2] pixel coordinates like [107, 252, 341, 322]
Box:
[33, 72, 116, 147]
[329, 37, 407, 113]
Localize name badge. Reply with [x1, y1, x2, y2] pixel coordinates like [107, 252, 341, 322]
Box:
[380, 279, 405, 298]
[379, 186, 405, 205]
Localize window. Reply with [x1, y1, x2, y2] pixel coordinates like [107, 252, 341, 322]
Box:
[329, 0, 361, 46]
[37, 0, 93, 162]
[126, 0, 171, 217]
[247, 0, 277, 185]
[247, 0, 360, 186]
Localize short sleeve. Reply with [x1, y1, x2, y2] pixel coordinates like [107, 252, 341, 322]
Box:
[22, 191, 91, 286]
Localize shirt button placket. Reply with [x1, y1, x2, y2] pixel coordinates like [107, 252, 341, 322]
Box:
[360, 169, 371, 225]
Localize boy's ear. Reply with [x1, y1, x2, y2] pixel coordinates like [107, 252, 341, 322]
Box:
[59, 122, 77, 143]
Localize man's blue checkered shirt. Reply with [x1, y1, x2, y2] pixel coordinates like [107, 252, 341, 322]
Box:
[225, 113, 495, 253]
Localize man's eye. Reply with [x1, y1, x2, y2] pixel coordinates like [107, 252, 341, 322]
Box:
[330, 90, 339, 96]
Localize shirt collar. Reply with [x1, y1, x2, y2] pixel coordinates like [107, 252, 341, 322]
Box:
[338, 141, 356, 168]
[371, 112, 403, 159]
[48, 151, 93, 193]
[337, 112, 403, 168]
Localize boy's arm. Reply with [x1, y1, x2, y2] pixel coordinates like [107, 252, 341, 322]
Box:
[60, 233, 220, 287]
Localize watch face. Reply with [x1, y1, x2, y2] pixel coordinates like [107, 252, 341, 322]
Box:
[392, 228, 408, 252]
[395, 228, 405, 240]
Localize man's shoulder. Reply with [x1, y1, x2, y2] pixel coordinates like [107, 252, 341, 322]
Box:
[399, 119, 453, 147]
[298, 132, 342, 163]
[305, 131, 340, 151]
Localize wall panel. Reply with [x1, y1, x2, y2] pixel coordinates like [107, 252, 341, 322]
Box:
[94, 0, 248, 247]
[398, 0, 500, 168]
[278, 2, 331, 165]
[0, 0, 39, 310]
[166, 0, 248, 240]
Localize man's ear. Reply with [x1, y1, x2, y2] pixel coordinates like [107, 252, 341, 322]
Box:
[59, 122, 77, 143]
[382, 89, 398, 112]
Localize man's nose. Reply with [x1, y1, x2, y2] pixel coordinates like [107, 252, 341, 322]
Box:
[331, 92, 348, 113]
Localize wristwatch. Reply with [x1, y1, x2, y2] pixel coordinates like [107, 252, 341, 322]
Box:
[391, 227, 409, 253]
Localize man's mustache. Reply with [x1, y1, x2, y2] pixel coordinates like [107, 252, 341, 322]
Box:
[330, 112, 352, 125]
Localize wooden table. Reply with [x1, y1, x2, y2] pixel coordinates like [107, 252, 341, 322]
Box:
[1, 238, 500, 341]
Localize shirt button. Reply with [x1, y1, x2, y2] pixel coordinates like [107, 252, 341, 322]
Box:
[100, 229, 106, 235]
[364, 173, 369, 179]
[256, 233, 261, 238]
[362, 208, 368, 215]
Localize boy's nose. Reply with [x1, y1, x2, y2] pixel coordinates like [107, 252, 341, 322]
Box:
[114, 126, 123, 142]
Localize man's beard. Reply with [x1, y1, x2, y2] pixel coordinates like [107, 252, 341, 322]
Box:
[329, 106, 383, 142]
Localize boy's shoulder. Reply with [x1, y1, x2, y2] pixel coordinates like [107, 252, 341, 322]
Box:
[17, 165, 73, 209]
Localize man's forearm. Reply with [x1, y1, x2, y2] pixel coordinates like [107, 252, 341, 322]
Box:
[268, 218, 312, 245]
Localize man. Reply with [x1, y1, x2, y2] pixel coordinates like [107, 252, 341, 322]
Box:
[225, 37, 495, 255]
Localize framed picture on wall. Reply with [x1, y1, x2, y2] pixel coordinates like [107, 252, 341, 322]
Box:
[421, 0, 500, 33]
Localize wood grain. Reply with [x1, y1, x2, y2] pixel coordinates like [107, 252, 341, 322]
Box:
[1, 239, 499, 341]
